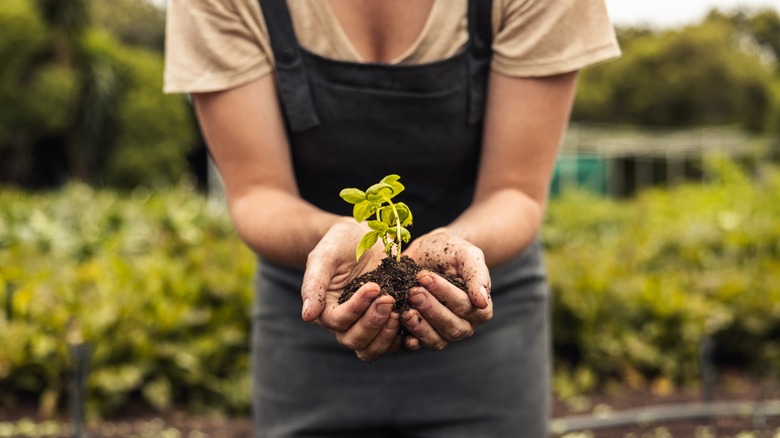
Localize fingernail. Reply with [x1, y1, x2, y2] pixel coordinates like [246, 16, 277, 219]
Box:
[408, 292, 425, 306]
[479, 286, 490, 302]
[301, 298, 311, 319]
[377, 302, 393, 316]
[419, 275, 433, 289]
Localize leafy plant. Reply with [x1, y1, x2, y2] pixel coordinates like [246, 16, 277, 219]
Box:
[2, 160, 780, 416]
[339, 174, 413, 262]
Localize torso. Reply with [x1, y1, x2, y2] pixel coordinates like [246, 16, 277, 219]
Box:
[324, 0, 437, 62]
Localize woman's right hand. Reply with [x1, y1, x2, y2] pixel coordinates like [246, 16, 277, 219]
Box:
[300, 218, 402, 363]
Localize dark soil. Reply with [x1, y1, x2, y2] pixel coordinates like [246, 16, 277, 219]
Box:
[338, 255, 467, 314]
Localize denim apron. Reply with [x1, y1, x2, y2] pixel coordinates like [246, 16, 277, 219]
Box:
[252, 1, 550, 436]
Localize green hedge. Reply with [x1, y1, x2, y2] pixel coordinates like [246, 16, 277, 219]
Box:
[1, 160, 779, 415]
[0, 183, 254, 416]
[546, 159, 780, 398]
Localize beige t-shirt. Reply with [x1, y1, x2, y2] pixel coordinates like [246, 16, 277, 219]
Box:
[164, 0, 621, 94]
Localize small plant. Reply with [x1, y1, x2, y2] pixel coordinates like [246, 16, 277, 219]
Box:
[339, 174, 413, 262]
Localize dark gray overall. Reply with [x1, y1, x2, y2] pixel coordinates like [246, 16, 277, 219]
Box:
[252, 1, 550, 436]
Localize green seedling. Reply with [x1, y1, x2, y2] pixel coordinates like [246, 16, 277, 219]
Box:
[339, 174, 413, 262]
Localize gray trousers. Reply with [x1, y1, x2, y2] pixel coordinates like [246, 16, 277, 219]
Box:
[251, 242, 551, 438]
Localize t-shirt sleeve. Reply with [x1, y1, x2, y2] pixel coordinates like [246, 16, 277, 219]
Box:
[163, 0, 273, 94]
[491, 0, 621, 77]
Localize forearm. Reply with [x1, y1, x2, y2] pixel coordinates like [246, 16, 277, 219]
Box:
[439, 71, 578, 267]
[443, 188, 544, 267]
[192, 77, 353, 267]
[229, 186, 347, 267]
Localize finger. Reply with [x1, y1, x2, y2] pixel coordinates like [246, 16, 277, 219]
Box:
[407, 288, 474, 342]
[418, 272, 493, 326]
[300, 273, 330, 322]
[355, 311, 401, 363]
[417, 272, 473, 316]
[319, 282, 381, 331]
[403, 335, 420, 351]
[336, 294, 394, 351]
[402, 308, 448, 350]
[459, 246, 492, 309]
[301, 246, 338, 322]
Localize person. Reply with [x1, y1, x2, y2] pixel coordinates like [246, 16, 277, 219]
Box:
[164, 0, 620, 436]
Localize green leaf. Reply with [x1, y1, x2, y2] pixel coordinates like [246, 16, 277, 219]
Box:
[380, 174, 405, 198]
[142, 376, 173, 411]
[400, 227, 411, 243]
[365, 183, 394, 202]
[388, 226, 411, 243]
[379, 206, 396, 226]
[353, 201, 378, 222]
[356, 231, 380, 261]
[368, 220, 388, 233]
[395, 202, 413, 227]
[339, 188, 366, 205]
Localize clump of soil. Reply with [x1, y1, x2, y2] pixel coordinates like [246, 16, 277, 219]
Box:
[338, 255, 467, 313]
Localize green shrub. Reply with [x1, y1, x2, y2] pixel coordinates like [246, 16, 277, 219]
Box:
[1, 160, 779, 415]
[546, 159, 780, 398]
[0, 183, 254, 416]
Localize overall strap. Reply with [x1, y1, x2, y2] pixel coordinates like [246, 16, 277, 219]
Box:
[257, 0, 320, 132]
[466, 0, 494, 125]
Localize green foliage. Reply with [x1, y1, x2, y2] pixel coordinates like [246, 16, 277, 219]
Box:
[21, 65, 80, 134]
[574, 12, 777, 131]
[1, 161, 779, 415]
[81, 31, 196, 188]
[0, 0, 49, 139]
[720, 7, 780, 64]
[0, 184, 254, 416]
[767, 74, 780, 134]
[89, 0, 166, 52]
[545, 159, 780, 398]
[339, 175, 413, 261]
[0, 0, 194, 188]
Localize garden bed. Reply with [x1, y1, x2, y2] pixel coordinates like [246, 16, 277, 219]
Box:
[1, 372, 778, 437]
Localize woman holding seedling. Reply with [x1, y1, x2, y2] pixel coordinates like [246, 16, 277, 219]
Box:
[165, 0, 619, 436]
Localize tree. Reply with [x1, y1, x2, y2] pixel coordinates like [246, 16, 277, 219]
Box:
[0, 0, 78, 185]
[573, 13, 776, 132]
[90, 0, 166, 52]
[33, 0, 120, 184]
[717, 8, 780, 68]
[0, 0, 194, 189]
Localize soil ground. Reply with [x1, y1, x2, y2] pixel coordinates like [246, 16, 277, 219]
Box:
[1, 371, 779, 437]
[550, 370, 780, 438]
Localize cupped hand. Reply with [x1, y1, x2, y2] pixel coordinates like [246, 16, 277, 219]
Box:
[401, 229, 493, 350]
[300, 218, 402, 362]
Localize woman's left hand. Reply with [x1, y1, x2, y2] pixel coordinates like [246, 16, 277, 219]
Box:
[400, 229, 493, 350]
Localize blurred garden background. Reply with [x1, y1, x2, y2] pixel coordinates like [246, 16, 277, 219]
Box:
[1, 0, 780, 436]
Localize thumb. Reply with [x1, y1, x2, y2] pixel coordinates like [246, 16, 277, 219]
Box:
[464, 248, 491, 310]
[300, 248, 335, 322]
[300, 282, 327, 322]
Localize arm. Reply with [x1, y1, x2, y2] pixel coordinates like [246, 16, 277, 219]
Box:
[451, 70, 578, 264]
[194, 75, 400, 362]
[192, 76, 339, 267]
[402, 70, 578, 349]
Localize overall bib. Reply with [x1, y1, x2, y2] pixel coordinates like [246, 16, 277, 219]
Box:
[252, 1, 550, 436]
